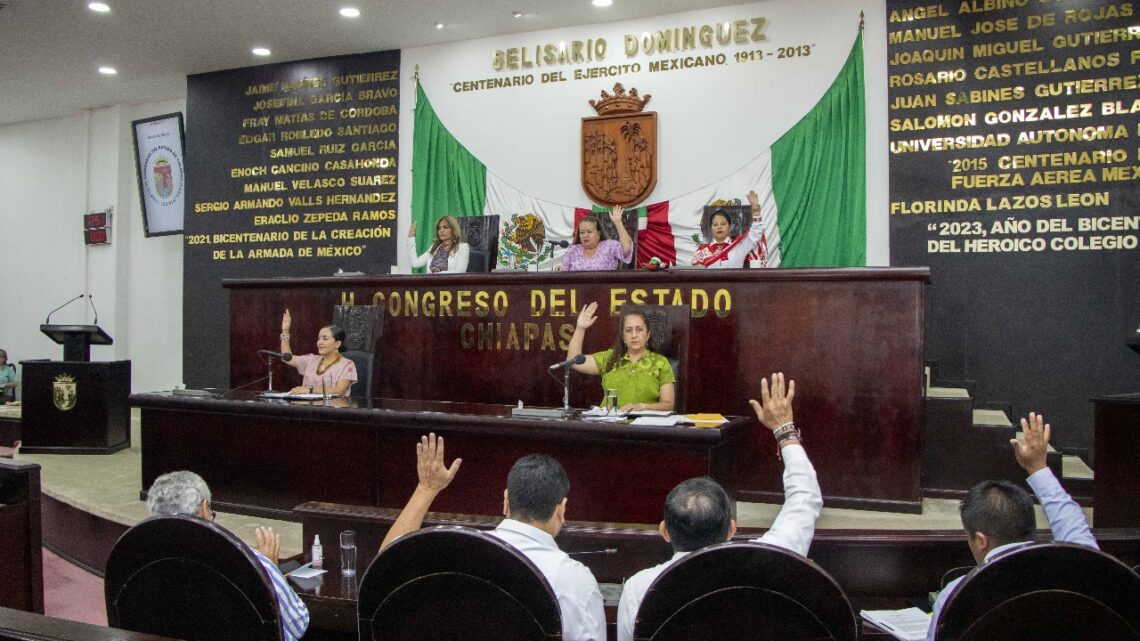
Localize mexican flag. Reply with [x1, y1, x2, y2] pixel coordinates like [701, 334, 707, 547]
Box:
[410, 31, 865, 269]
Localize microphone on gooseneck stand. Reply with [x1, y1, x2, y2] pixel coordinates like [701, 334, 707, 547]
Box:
[258, 349, 293, 362]
[548, 354, 586, 370]
[87, 294, 99, 325]
[44, 294, 85, 324]
[549, 240, 570, 249]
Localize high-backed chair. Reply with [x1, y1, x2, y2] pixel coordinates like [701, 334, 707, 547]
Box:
[592, 207, 639, 269]
[621, 305, 690, 412]
[457, 214, 500, 273]
[358, 526, 561, 641]
[333, 303, 385, 400]
[633, 538, 857, 638]
[934, 543, 1140, 641]
[104, 515, 283, 641]
[633, 541, 858, 641]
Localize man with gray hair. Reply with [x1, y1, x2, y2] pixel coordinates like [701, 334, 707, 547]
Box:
[146, 471, 309, 641]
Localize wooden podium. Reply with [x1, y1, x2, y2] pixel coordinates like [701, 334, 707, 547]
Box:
[20, 325, 130, 454]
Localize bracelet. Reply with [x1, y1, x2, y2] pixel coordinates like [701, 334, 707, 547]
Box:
[280, 333, 291, 341]
[772, 421, 796, 439]
[775, 428, 801, 445]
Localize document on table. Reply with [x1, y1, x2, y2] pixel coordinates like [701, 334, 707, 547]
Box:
[630, 415, 686, 427]
[859, 608, 930, 641]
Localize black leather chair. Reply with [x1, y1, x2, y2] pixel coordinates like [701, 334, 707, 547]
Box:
[332, 304, 384, 400]
[934, 543, 1140, 641]
[457, 215, 500, 273]
[634, 541, 858, 641]
[358, 526, 561, 641]
[104, 515, 284, 641]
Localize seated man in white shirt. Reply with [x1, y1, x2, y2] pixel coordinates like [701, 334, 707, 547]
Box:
[145, 471, 310, 641]
[381, 440, 606, 641]
[616, 372, 823, 641]
[925, 413, 1098, 641]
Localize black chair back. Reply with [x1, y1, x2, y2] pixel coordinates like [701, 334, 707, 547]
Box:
[634, 541, 858, 641]
[457, 215, 500, 272]
[333, 304, 384, 400]
[104, 515, 283, 641]
[358, 526, 561, 641]
[934, 543, 1140, 641]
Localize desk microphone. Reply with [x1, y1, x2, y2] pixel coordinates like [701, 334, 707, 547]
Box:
[258, 349, 293, 362]
[549, 239, 570, 249]
[548, 354, 585, 370]
[45, 294, 85, 324]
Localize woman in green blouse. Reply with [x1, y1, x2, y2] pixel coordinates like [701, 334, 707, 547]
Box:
[566, 302, 675, 412]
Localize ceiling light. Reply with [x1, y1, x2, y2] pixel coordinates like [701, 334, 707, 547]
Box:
[252, 47, 272, 56]
[435, 22, 444, 30]
[339, 7, 360, 18]
[512, 11, 523, 18]
[98, 66, 117, 75]
[88, 2, 111, 12]
[592, 0, 613, 7]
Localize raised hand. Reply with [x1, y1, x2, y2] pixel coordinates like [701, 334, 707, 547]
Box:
[576, 301, 599, 331]
[281, 309, 292, 333]
[610, 205, 624, 226]
[749, 372, 795, 431]
[408, 222, 417, 238]
[417, 433, 462, 494]
[1011, 412, 1050, 475]
[255, 526, 280, 565]
[747, 190, 760, 208]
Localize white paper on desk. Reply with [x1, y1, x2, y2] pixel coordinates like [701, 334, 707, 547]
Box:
[259, 391, 292, 399]
[288, 563, 327, 579]
[627, 409, 672, 416]
[285, 393, 337, 400]
[583, 403, 629, 419]
[630, 415, 685, 427]
[859, 608, 930, 641]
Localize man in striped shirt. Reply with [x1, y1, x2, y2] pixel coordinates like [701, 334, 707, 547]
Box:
[146, 471, 310, 641]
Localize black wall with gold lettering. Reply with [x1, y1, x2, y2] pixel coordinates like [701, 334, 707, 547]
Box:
[183, 51, 401, 388]
[887, 0, 1139, 453]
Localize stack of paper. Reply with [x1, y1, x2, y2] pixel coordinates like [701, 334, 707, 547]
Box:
[859, 608, 930, 641]
[683, 413, 727, 428]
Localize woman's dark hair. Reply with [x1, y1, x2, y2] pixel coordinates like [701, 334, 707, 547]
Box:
[604, 309, 650, 373]
[704, 209, 735, 241]
[322, 325, 347, 353]
[572, 215, 610, 245]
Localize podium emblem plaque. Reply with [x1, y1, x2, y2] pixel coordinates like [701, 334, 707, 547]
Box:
[53, 374, 77, 411]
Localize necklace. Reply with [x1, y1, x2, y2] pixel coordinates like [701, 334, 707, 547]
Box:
[316, 353, 342, 375]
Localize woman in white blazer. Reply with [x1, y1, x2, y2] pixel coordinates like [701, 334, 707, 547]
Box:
[407, 215, 470, 273]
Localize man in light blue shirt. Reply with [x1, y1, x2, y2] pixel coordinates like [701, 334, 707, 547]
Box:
[926, 413, 1097, 641]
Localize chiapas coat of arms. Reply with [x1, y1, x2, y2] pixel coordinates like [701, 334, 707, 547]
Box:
[581, 83, 657, 207]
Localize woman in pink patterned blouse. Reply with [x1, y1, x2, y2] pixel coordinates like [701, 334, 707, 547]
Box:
[557, 205, 634, 272]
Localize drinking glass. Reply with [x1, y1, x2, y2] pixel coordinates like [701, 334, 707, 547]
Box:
[340, 529, 357, 576]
